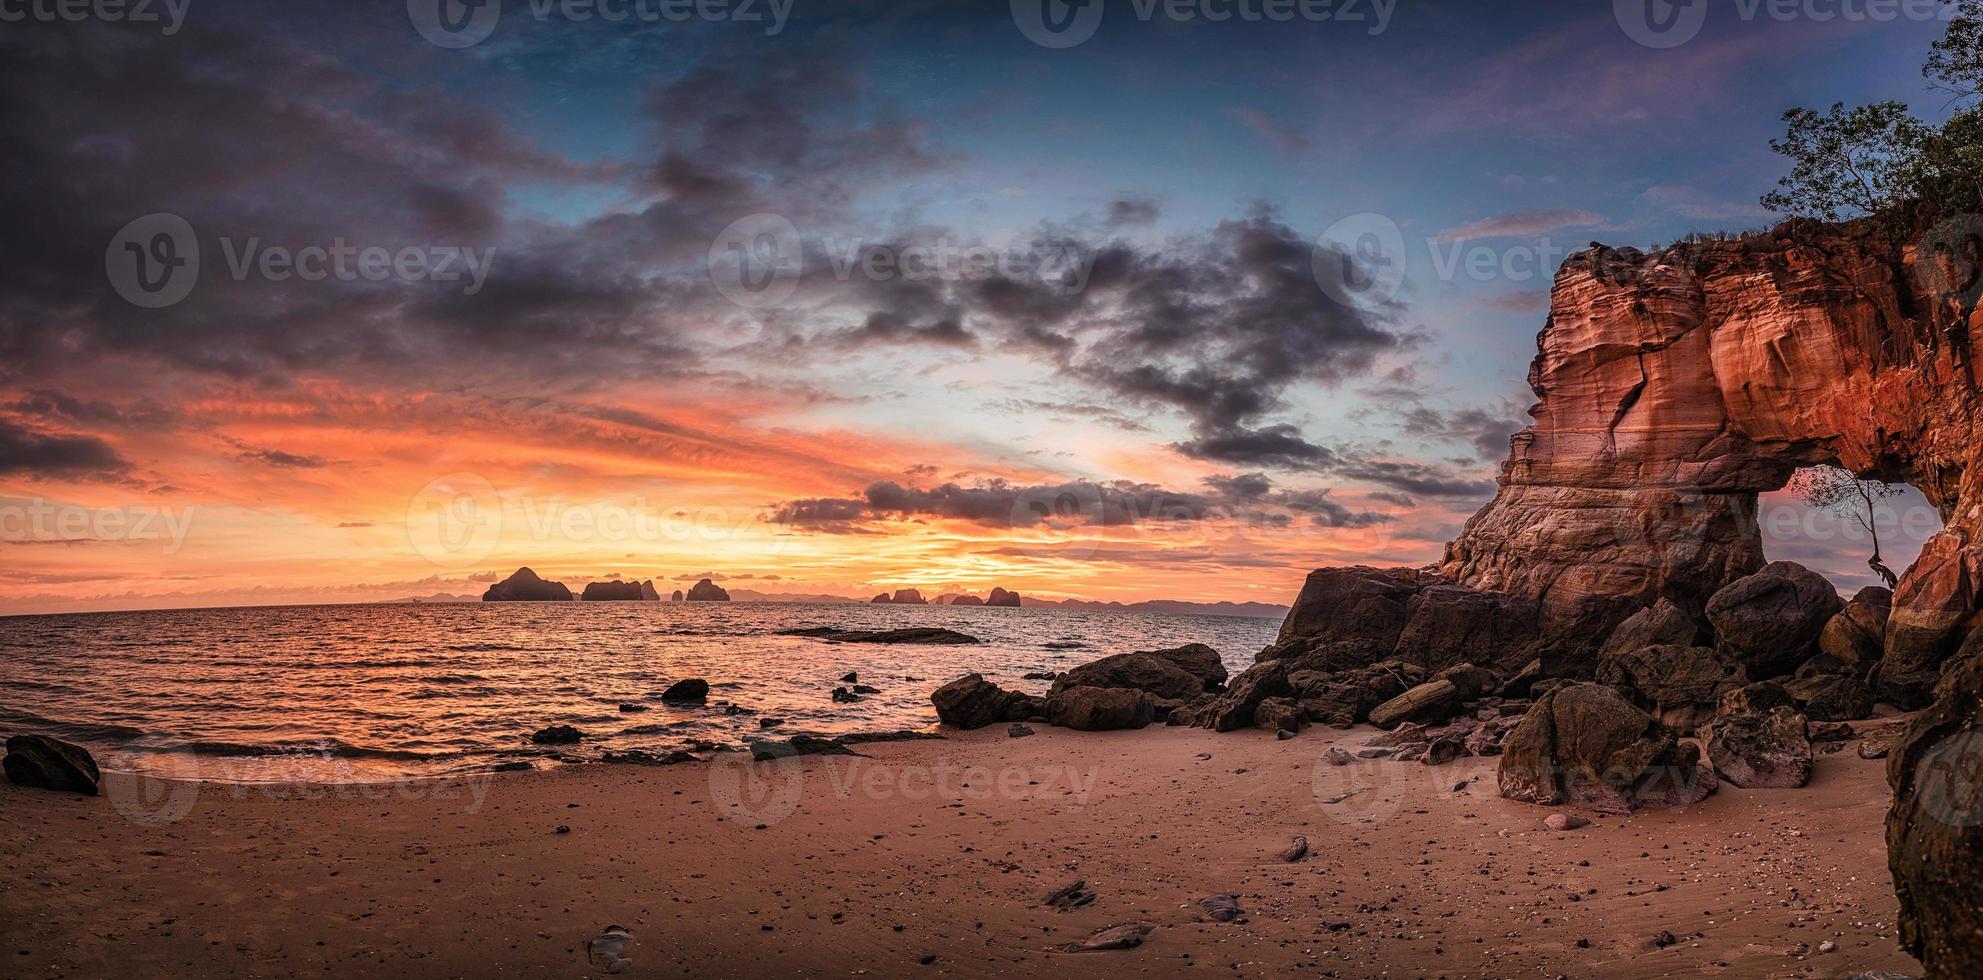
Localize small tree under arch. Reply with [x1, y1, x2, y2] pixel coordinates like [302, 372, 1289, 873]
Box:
[1789, 465, 1908, 588]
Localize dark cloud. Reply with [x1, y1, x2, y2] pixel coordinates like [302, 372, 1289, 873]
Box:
[0, 418, 132, 479]
[1396, 405, 1526, 461]
[769, 473, 1392, 533]
[1106, 198, 1160, 226]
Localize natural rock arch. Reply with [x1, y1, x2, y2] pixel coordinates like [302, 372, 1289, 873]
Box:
[1433, 217, 1981, 702]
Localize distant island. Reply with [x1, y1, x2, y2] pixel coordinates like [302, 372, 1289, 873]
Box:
[471, 567, 1282, 617]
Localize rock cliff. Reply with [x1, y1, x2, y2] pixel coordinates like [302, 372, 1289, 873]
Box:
[685, 578, 730, 602]
[1280, 216, 1982, 698]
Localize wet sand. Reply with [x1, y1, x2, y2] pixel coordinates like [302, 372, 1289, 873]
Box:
[0, 723, 1922, 978]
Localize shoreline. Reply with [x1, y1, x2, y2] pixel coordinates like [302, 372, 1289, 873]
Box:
[2, 723, 1923, 978]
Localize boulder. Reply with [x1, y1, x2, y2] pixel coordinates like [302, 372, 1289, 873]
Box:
[1879, 533, 1983, 709]
[2, 734, 100, 795]
[1366, 664, 1495, 729]
[685, 578, 731, 602]
[530, 724, 583, 744]
[1886, 636, 1983, 976]
[1497, 683, 1716, 813]
[1600, 599, 1710, 660]
[1393, 583, 1541, 671]
[482, 567, 573, 602]
[1048, 644, 1227, 702]
[1705, 707, 1813, 789]
[1253, 697, 1303, 734]
[1704, 562, 1844, 678]
[1289, 660, 1423, 727]
[661, 679, 710, 704]
[1186, 660, 1292, 732]
[1784, 673, 1876, 722]
[931, 674, 1037, 730]
[1717, 681, 1798, 717]
[986, 587, 1022, 607]
[1047, 687, 1153, 731]
[1275, 565, 1422, 657]
[1814, 586, 1891, 675]
[1596, 643, 1747, 734]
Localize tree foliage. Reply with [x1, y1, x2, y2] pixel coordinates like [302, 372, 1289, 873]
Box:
[1763, 1, 1983, 225]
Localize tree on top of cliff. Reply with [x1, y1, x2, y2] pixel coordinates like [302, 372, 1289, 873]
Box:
[1764, 1, 1983, 226]
[1790, 465, 1907, 589]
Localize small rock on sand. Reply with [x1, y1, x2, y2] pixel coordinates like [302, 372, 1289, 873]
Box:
[1279, 836, 1309, 862]
[587, 924, 633, 974]
[1325, 747, 1355, 766]
[1044, 881, 1096, 910]
[1008, 723, 1036, 738]
[1198, 895, 1243, 922]
[1062, 923, 1154, 952]
[1545, 813, 1589, 832]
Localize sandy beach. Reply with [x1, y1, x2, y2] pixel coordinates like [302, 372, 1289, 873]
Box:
[0, 723, 1922, 978]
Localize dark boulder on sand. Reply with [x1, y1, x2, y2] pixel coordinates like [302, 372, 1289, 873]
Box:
[530, 724, 584, 744]
[931, 674, 1038, 730]
[3, 734, 100, 795]
[1047, 644, 1227, 703]
[1596, 643, 1748, 735]
[1705, 561, 1843, 677]
[1704, 706, 1813, 788]
[1497, 682, 1716, 813]
[1048, 687, 1154, 731]
[483, 567, 574, 602]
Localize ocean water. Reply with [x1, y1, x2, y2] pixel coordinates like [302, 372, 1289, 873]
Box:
[0, 602, 1279, 782]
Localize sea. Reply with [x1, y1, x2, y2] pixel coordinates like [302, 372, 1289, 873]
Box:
[0, 602, 1279, 783]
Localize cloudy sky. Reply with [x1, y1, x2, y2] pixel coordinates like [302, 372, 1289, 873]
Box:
[0, 0, 1954, 613]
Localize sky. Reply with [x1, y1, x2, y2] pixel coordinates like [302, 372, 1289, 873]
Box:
[0, 0, 1959, 614]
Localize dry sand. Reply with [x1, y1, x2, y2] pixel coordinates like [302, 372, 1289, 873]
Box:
[0, 723, 1923, 978]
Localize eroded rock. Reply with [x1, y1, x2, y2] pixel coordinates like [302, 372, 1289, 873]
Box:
[1497, 682, 1715, 812]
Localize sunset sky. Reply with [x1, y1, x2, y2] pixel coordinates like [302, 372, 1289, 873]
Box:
[0, 0, 1955, 614]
